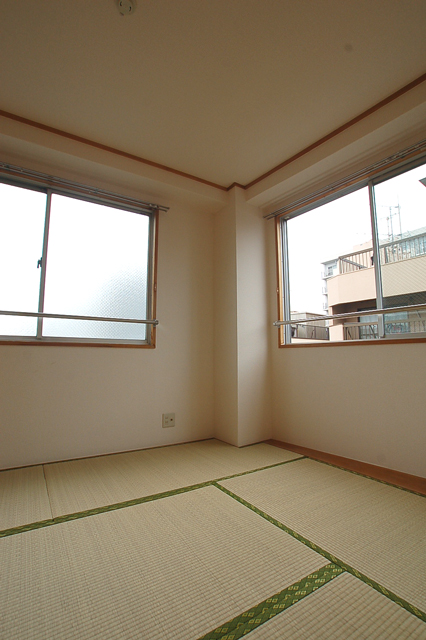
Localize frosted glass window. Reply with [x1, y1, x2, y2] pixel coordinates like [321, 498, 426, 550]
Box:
[0, 180, 155, 344]
[0, 183, 46, 336]
[43, 195, 149, 340]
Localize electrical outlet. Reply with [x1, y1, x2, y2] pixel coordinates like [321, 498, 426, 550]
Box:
[162, 413, 175, 428]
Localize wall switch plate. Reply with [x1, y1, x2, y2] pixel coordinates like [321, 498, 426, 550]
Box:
[162, 413, 175, 428]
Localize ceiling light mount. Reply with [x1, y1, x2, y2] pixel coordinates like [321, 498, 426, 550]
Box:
[117, 0, 136, 17]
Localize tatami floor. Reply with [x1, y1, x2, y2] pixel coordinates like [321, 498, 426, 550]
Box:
[1, 439, 425, 639]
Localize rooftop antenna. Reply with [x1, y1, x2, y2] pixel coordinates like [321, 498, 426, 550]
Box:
[381, 204, 402, 242]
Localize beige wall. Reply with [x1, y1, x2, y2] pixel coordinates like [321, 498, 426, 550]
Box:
[3, 170, 424, 475]
[2, 90, 426, 478]
[0, 201, 216, 469]
[235, 189, 272, 445]
[271, 342, 426, 477]
[267, 213, 426, 478]
[213, 192, 239, 445]
[213, 188, 272, 446]
[0, 170, 271, 468]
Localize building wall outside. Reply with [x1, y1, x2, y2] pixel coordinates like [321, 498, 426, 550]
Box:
[327, 254, 426, 308]
[326, 252, 426, 341]
[382, 253, 426, 297]
[327, 267, 376, 308]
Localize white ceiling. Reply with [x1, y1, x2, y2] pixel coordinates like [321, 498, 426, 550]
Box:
[0, 0, 425, 188]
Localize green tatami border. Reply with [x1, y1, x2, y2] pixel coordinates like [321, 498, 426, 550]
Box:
[0, 482, 209, 538]
[197, 563, 343, 640]
[214, 482, 426, 624]
[313, 457, 426, 499]
[214, 455, 305, 483]
[0, 455, 305, 538]
[266, 442, 426, 499]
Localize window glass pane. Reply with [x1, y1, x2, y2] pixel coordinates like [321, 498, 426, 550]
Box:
[286, 187, 375, 343]
[43, 194, 149, 340]
[0, 182, 46, 336]
[374, 161, 426, 337]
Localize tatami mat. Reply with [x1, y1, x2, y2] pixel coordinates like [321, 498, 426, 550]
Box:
[0, 485, 325, 640]
[219, 458, 426, 613]
[246, 572, 426, 639]
[0, 465, 52, 531]
[43, 439, 301, 517]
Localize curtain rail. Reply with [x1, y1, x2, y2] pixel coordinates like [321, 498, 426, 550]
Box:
[274, 303, 426, 326]
[265, 138, 426, 220]
[0, 161, 169, 213]
[0, 310, 158, 325]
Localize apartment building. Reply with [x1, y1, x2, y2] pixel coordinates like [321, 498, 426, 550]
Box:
[322, 225, 426, 341]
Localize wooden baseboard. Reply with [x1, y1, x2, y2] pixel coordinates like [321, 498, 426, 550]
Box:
[265, 439, 426, 496]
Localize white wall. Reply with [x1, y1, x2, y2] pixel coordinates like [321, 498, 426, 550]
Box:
[261, 103, 426, 479]
[0, 125, 274, 468]
[0, 202, 216, 469]
[271, 342, 426, 477]
[235, 189, 272, 445]
[213, 188, 272, 447]
[2, 95, 426, 476]
[267, 205, 426, 478]
[213, 192, 239, 445]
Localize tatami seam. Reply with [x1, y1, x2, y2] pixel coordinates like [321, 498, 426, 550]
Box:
[213, 482, 426, 624]
[196, 563, 343, 640]
[3, 452, 423, 627]
[41, 464, 54, 520]
[309, 456, 426, 498]
[267, 443, 426, 498]
[0, 455, 305, 538]
[2, 457, 424, 638]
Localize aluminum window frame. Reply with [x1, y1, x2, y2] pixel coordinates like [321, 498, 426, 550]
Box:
[0, 170, 162, 348]
[276, 150, 426, 347]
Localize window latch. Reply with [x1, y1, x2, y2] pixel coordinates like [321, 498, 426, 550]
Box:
[37, 258, 42, 269]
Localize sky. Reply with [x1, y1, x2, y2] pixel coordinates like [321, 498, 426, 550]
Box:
[286, 161, 426, 315]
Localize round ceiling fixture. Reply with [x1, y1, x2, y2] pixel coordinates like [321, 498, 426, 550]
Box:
[117, 0, 136, 17]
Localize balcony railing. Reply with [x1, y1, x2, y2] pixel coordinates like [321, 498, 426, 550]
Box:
[292, 323, 329, 341]
[382, 233, 426, 264]
[343, 321, 378, 340]
[343, 317, 426, 340]
[336, 231, 426, 275]
[339, 251, 372, 273]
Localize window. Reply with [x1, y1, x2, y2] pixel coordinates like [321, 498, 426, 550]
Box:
[0, 170, 162, 346]
[275, 148, 426, 345]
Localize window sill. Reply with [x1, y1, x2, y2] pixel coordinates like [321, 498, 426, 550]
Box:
[279, 336, 426, 348]
[0, 339, 155, 349]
